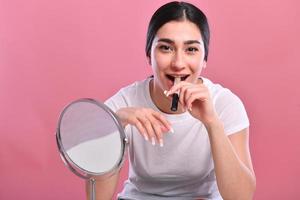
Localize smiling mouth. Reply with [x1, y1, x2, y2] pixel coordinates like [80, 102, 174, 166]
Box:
[166, 74, 189, 82]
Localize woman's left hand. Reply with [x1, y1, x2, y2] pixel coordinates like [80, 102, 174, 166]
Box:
[166, 80, 218, 125]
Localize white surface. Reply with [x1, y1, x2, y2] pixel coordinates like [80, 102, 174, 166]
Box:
[67, 131, 122, 173]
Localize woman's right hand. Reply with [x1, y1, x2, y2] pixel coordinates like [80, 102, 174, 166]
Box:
[116, 107, 173, 147]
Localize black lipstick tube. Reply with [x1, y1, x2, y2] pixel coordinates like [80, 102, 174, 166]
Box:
[171, 93, 179, 111]
[170, 77, 181, 112]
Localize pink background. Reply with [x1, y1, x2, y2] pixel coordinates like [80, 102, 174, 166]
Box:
[1, 0, 299, 199]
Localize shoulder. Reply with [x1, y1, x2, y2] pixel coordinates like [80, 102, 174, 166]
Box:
[104, 78, 150, 111]
[202, 77, 244, 106]
[118, 79, 149, 96]
[202, 77, 249, 135]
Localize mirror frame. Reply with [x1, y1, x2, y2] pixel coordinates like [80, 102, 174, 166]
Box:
[56, 98, 128, 181]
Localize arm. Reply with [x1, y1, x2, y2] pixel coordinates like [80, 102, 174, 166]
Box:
[168, 81, 256, 199]
[85, 172, 120, 200]
[206, 123, 256, 200]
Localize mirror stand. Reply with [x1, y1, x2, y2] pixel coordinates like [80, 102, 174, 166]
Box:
[89, 178, 96, 200]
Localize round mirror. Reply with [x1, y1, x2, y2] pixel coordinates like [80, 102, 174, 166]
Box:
[56, 98, 127, 181]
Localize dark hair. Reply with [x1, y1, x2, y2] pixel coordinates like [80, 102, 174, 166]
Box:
[146, 1, 210, 61]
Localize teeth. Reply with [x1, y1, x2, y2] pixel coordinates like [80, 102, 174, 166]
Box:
[166, 74, 189, 79]
[166, 74, 189, 81]
[166, 74, 189, 82]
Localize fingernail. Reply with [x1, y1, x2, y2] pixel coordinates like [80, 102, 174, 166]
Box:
[151, 137, 156, 146]
[166, 91, 170, 97]
[163, 90, 168, 96]
[188, 107, 192, 111]
[169, 127, 174, 133]
[159, 139, 164, 147]
[144, 135, 149, 141]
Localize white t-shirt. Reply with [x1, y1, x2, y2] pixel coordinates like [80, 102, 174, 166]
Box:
[105, 77, 249, 200]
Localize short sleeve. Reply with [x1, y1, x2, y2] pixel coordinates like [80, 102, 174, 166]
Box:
[214, 89, 250, 136]
[104, 89, 129, 112]
[104, 89, 132, 138]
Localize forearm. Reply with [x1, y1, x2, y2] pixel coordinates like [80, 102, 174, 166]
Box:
[205, 120, 256, 200]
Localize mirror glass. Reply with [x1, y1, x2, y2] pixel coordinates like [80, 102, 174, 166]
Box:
[59, 100, 122, 174]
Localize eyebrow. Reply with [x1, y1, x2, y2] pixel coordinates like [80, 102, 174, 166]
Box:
[157, 38, 203, 45]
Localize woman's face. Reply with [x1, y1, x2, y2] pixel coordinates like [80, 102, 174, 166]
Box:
[150, 20, 206, 92]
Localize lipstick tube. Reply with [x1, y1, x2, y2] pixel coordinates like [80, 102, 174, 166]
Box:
[170, 77, 181, 111]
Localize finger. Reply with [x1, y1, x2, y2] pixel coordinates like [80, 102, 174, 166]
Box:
[152, 111, 173, 132]
[178, 85, 187, 108]
[179, 84, 194, 108]
[186, 91, 208, 110]
[148, 115, 164, 147]
[138, 117, 157, 146]
[166, 81, 189, 96]
[134, 119, 149, 141]
[183, 87, 201, 109]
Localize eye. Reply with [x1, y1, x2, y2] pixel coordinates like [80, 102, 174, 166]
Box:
[158, 45, 173, 52]
[186, 47, 199, 53]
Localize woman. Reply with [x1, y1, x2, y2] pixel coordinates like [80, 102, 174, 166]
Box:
[87, 1, 256, 199]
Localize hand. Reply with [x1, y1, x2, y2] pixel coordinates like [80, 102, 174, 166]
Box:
[116, 107, 173, 146]
[166, 80, 218, 125]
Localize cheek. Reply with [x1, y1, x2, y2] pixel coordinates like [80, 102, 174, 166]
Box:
[190, 58, 204, 73]
[193, 51, 206, 70]
[152, 52, 170, 72]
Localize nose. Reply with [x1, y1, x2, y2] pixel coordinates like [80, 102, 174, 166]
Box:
[171, 51, 185, 71]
